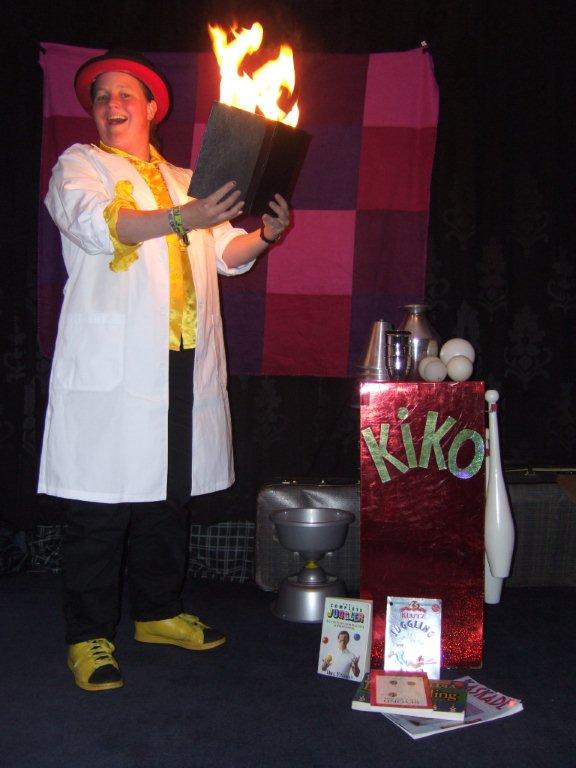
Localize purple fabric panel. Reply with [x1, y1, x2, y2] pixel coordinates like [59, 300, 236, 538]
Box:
[159, 122, 195, 170]
[220, 292, 266, 375]
[220, 256, 269, 296]
[297, 54, 369, 125]
[220, 213, 269, 299]
[146, 52, 197, 122]
[291, 124, 362, 210]
[347, 209, 430, 375]
[41, 43, 105, 117]
[352, 210, 429, 295]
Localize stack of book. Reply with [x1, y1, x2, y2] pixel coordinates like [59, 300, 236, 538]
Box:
[315, 596, 524, 739]
[352, 671, 523, 739]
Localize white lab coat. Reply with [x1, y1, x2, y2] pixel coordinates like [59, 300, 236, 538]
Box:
[38, 143, 254, 503]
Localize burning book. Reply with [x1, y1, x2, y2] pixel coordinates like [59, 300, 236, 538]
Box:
[188, 102, 309, 216]
[188, 22, 310, 216]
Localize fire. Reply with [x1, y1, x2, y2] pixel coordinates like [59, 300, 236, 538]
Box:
[208, 22, 299, 127]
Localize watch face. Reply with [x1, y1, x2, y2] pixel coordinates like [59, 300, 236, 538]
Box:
[260, 226, 279, 244]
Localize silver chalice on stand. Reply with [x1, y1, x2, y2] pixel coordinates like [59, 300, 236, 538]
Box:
[270, 507, 355, 622]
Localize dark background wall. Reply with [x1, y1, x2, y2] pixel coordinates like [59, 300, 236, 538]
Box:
[2, 0, 575, 527]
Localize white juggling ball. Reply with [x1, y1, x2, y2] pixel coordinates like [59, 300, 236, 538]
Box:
[418, 356, 440, 378]
[421, 358, 447, 382]
[447, 355, 473, 382]
[440, 338, 476, 365]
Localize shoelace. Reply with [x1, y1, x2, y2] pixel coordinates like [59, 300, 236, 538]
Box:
[84, 638, 116, 668]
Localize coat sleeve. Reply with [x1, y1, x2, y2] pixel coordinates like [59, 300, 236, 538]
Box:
[211, 220, 255, 277]
[170, 164, 256, 277]
[45, 144, 116, 256]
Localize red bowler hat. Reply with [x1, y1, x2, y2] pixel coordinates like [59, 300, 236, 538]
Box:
[74, 49, 172, 123]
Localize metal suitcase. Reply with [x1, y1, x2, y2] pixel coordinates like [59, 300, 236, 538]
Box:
[255, 479, 360, 593]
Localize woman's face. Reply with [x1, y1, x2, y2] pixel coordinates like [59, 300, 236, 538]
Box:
[92, 71, 157, 154]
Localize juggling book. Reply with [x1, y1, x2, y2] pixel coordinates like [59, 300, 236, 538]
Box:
[317, 597, 373, 682]
[384, 596, 442, 680]
[427, 679, 468, 722]
[188, 102, 310, 216]
[351, 673, 372, 711]
[369, 671, 434, 717]
[383, 676, 523, 739]
[352, 675, 467, 722]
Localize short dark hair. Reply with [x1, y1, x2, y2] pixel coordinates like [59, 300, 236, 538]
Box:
[338, 631, 350, 642]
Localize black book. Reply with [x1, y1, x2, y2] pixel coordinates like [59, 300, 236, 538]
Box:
[188, 102, 310, 216]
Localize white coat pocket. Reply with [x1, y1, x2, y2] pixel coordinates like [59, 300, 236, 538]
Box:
[53, 313, 125, 391]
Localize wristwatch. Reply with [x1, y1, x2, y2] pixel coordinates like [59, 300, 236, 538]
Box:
[259, 224, 281, 245]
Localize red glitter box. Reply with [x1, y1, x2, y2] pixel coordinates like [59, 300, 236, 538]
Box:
[359, 381, 485, 669]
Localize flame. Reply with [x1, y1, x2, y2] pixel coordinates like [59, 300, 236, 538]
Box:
[208, 22, 299, 127]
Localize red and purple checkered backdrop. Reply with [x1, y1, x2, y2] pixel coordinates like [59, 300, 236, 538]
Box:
[38, 42, 438, 377]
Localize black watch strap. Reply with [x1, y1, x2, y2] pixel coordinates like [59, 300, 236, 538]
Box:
[259, 224, 280, 245]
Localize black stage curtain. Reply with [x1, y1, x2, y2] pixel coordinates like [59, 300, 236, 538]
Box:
[2, 1, 574, 528]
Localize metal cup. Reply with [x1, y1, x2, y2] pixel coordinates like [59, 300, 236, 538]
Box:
[385, 330, 412, 381]
[357, 320, 394, 380]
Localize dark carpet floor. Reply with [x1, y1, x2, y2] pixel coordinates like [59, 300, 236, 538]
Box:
[2, 574, 574, 768]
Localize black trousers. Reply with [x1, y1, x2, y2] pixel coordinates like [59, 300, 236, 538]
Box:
[62, 348, 195, 644]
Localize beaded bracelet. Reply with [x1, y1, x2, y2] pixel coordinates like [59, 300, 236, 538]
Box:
[168, 206, 190, 246]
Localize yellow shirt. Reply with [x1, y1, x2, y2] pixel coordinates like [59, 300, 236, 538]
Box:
[101, 142, 197, 350]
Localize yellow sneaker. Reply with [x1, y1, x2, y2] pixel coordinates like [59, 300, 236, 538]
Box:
[134, 613, 226, 651]
[67, 638, 123, 692]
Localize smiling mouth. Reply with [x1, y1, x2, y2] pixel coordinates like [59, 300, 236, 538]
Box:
[107, 115, 127, 125]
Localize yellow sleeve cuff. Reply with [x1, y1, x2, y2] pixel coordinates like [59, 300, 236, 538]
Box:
[103, 180, 142, 272]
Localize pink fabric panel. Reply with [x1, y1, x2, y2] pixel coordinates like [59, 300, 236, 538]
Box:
[363, 49, 439, 127]
[266, 211, 356, 295]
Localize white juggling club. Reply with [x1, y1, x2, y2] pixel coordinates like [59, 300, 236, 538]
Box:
[484, 427, 504, 603]
[484, 390, 515, 578]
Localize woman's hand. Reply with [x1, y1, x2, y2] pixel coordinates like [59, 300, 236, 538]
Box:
[261, 194, 290, 242]
[182, 181, 244, 231]
[115, 181, 243, 246]
[220, 193, 291, 269]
